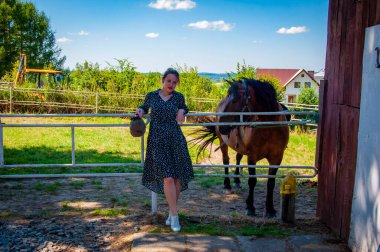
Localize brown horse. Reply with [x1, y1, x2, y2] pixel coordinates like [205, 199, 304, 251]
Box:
[194, 78, 290, 217]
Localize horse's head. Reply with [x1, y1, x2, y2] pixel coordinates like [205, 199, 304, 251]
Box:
[218, 79, 253, 135]
[218, 78, 278, 135]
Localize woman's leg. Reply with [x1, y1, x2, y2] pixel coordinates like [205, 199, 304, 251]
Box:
[174, 179, 181, 203]
[164, 177, 178, 215]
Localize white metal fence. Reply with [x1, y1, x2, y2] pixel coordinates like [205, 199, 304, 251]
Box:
[0, 111, 317, 177]
[0, 112, 318, 213]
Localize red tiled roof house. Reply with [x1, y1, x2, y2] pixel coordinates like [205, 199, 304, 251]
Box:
[256, 69, 319, 103]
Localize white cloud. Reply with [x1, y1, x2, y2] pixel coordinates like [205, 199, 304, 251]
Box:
[252, 40, 262, 44]
[187, 20, 233, 31]
[276, 26, 308, 34]
[78, 30, 89, 36]
[68, 30, 90, 36]
[57, 37, 72, 43]
[149, 0, 196, 10]
[145, 32, 159, 38]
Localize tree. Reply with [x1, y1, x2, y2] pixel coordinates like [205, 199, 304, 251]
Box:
[296, 87, 319, 105]
[0, 0, 65, 78]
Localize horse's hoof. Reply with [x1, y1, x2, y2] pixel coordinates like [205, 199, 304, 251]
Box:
[223, 185, 233, 194]
[246, 209, 256, 217]
[265, 211, 277, 218]
[223, 188, 233, 194]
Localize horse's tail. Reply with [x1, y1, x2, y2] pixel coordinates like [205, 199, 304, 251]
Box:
[188, 117, 218, 162]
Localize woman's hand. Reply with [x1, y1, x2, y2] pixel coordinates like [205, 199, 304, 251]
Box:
[135, 108, 143, 118]
[176, 109, 185, 124]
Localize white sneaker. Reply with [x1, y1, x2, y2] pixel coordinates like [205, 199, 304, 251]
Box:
[165, 212, 171, 226]
[170, 215, 181, 232]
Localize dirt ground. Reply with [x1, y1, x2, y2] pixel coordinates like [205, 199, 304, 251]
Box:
[0, 140, 332, 252]
[0, 172, 330, 252]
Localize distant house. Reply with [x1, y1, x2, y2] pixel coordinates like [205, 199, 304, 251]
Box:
[256, 69, 319, 103]
[313, 69, 325, 85]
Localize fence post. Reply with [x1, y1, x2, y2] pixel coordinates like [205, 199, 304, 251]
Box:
[95, 92, 99, 114]
[9, 86, 13, 114]
[71, 127, 75, 165]
[142, 134, 157, 214]
[0, 119, 4, 167]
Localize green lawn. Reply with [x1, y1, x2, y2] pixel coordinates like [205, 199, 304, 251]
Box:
[1, 117, 316, 177]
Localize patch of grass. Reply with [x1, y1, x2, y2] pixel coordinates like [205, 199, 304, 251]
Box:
[9, 184, 25, 190]
[153, 222, 292, 237]
[32, 181, 63, 194]
[1, 118, 317, 181]
[183, 222, 235, 236]
[91, 180, 102, 185]
[60, 201, 84, 214]
[142, 199, 151, 208]
[150, 213, 293, 237]
[69, 181, 86, 189]
[229, 211, 242, 218]
[0, 210, 19, 219]
[109, 197, 128, 207]
[196, 176, 222, 188]
[239, 224, 290, 237]
[90, 208, 128, 217]
[61, 201, 76, 211]
[117, 200, 128, 207]
[38, 209, 54, 219]
[1, 117, 142, 175]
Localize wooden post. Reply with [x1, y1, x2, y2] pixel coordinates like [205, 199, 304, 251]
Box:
[9, 86, 13, 113]
[280, 172, 297, 223]
[0, 119, 3, 166]
[95, 92, 99, 114]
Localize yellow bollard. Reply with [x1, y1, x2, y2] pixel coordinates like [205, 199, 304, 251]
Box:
[280, 172, 297, 223]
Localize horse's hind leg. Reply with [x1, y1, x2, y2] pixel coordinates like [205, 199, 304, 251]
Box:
[246, 157, 257, 216]
[234, 153, 243, 189]
[221, 143, 232, 193]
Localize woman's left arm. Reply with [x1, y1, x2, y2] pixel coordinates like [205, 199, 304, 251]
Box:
[177, 93, 189, 124]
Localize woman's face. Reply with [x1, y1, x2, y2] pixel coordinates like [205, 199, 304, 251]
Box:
[162, 74, 179, 94]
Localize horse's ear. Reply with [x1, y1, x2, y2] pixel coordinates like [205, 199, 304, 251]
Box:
[224, 79, 235, 86]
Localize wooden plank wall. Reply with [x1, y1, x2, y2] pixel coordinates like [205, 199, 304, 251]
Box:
[316, 0, 380, 240]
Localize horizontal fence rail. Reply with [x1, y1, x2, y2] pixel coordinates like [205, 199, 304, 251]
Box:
[0, 86, 319, 113]
[282, 102, 319, 111]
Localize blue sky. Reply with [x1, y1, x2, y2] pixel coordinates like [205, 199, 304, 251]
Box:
[32, 0, 329, 73]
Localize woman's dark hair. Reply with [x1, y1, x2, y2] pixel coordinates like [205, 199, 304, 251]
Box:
[162, 68, 180, 81]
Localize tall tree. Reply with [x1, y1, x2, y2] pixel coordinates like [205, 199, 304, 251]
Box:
[0, 0, 65, 78]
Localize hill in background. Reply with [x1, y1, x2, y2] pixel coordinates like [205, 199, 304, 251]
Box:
[199, 73, 234, 82]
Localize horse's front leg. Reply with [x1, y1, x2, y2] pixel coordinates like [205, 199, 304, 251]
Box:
[246, 156, 257, 216]
[266, 157, 282, 218]
[234, 153, 243, 189]
[221, 143, 231, 193]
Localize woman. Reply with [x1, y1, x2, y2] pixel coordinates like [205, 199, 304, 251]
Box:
[135, 68, 193, 232]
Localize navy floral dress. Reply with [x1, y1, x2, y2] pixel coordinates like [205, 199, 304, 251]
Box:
[139, 89, 194, 194]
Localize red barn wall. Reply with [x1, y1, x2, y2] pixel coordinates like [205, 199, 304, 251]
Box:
[316, 0, 380, 240]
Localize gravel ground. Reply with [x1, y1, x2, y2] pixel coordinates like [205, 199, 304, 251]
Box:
[0, 174, 325, 252]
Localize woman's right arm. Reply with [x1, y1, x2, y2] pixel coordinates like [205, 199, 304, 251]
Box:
[135, 92, 151, 118]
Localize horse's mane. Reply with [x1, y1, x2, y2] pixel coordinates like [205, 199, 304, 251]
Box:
[244, 78, 278, 111]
